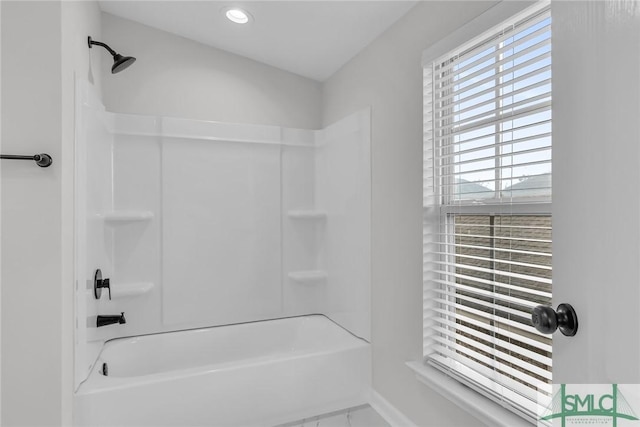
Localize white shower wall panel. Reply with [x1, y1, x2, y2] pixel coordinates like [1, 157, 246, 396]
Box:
[161, 139, 282, 325]
[316, 110, 371, 341]
[107, 135, 162, 340]
[75, 81, 116, 387]
[282, 144, 326, 315]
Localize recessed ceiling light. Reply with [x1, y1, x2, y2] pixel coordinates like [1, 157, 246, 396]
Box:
[225, 8, 251, 24]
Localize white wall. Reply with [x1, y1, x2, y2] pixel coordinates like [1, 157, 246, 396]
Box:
[1, 3, 64, 425]
[322, 2, 535, 425]
[552, 0, 640, 384]
[1, 1, 101, 425]
[61, 1, 103, 421]
[0, 3, 2, 418]
[101, 13, 322, 130]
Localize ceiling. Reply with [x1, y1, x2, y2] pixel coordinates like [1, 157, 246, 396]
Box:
[98, 1, 418, 81]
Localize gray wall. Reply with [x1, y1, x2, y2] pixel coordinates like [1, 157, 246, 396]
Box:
[552, 0, 640, 384]
[1, 1, 102, 425]
[1, 3, 63, 424]
[101, 13, 322, 130]
[323, 2, 516, 425]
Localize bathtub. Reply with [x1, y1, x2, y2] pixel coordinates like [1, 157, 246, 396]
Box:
[74, 315, 371, 426]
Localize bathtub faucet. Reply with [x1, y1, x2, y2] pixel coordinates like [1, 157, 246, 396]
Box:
[97, 312, 126, 328]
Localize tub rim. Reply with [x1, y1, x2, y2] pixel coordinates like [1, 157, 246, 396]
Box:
[101, 313, 367, 347]
[78, 314, 369, 392]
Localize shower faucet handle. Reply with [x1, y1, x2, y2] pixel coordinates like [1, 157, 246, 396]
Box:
[94, 269, 111, 300]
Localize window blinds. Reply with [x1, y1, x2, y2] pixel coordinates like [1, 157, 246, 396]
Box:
[423, 4, 552, 422]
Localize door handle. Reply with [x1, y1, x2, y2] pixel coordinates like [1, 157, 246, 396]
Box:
[531, 303, 578, 336]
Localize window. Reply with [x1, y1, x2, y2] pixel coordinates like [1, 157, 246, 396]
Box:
[423, 3, 552, 422]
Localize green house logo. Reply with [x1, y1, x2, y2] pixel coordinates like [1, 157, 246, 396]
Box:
[541, 384, 639, 426]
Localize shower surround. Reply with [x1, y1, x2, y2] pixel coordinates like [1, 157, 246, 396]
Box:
[74, 80, 371, 424]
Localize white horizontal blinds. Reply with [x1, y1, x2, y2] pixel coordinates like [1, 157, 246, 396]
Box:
[434, 6, 552, 204]
[431, 215, 553, 391]
[423, 66, 439, 357]
[424, 3, 552, 422]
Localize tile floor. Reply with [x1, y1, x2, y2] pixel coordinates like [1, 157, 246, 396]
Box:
[276, 404, 390, 427]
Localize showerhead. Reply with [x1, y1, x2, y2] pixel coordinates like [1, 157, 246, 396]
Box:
[112, 54, 136, 74]
[88, 36, 136, 74]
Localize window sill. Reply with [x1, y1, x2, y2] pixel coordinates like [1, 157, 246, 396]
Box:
[406, 361, 533, 427]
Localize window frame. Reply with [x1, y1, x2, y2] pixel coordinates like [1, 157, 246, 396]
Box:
[420, 2, 553, 424]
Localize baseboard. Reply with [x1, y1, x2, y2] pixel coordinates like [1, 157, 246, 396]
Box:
[369, 390, 417, 427]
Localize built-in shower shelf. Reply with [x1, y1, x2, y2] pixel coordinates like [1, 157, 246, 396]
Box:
[287, 210, 327, 220]
[102, 211, 154, 223]
[288, 270, 327, 284]
[111, 282, 155, 298]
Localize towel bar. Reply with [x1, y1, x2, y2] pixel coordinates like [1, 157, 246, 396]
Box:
[0, 153, 52, 167]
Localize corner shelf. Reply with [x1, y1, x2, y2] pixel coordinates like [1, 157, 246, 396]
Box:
[288, 270, 327, 284]
[111, 282, 154, 299]
[287, 210, 327, 220]
[102, 211, 154, 223]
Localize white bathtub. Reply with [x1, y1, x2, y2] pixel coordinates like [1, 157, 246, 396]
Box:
[74, 315, 371, 426]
